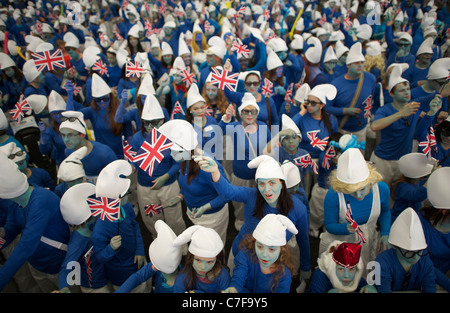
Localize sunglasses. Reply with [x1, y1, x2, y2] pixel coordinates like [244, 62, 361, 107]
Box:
[8, 150, 25, 159]
[241, 109, 258, 116]
[94, 95, 110, 103]
[60, 116, 86, 129]
[304, 100, 322, 106]
[245, 81, 260, 87]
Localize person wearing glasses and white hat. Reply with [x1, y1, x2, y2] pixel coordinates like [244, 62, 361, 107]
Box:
[60, 110, 117, 184]
[417, 167, 450, 292]
[375, 208, 436, 293]
[0, 152, 70, 292]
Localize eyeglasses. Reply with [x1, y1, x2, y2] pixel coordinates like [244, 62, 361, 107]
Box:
[399, 248, 429, 259]
[60, 116, 86, 129]
[8, 150, 25, 159]
[245, 81, 260, 87]
[241, 109, 258, 116]
[304, 100, 322, 106]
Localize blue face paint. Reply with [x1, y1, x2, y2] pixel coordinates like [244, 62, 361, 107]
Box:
[335, 265, 357, 286]
[257, 178, 282, 206]
[281, 135, 300, 153]
[255, 241, 280, 271]
[16, 159, 28, 172]
[60, 128, 83, 150]
[95, 95, 110, 110]
[192, 256, 216, 278]
[275, 67, 283, 78]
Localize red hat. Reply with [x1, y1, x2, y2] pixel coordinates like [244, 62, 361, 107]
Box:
[332, 242, 361, 269]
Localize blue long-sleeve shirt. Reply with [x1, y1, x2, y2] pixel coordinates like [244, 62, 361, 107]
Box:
[27, 167, 55, 191]
[173, 266, 231, 293]
[392, 181, 427, 224]
[0, 187, 70, 291]
[91, 202, 145, 286]
[307, 268, 370, 293]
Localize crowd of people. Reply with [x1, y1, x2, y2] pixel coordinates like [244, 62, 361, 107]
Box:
[0, 0, 449, 294]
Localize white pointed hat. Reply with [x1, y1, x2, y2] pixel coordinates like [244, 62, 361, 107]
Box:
[0, 52, 15, 69]
[238, 92, 260, 114]
[23, 59, 40, 83]
[60, 182, 96, 225]
[149, 220, 183, 273]
[252, 214, 298, 246]
[309, 84, 337, 104]
[171, 56, 186, 75]
[63, 32, 80, 49]
[426, 167, 450, 209]
[248, 155, 285, 181]
[138, 73, 156, 95]
[91, 73, 112, 97]
[388, 207, 427, 250]
[96, 159, 132, 199]
[290, 34, 304, 50]
[346, 42, 365, 64]
[266, 49, 284, 70]
[323, 46, 338, 63]
[158, 119, 198, 151]
[141, 94, 165, 120]
[281, 161, 301, 189]
[365, 40, 383, 56]
[398, 153, 435, 179]
[336, 148, 369, 184]
[305, 36, 322, 64]
[127, 24, 141, 38]
[186, 83, 206, 108]
[0, 109, 8, 130]
[173, 225, 223, 258]
[388, 65, 408, 92]
[294, 83, 311, 103]
[0, 151, 29, 199]
[335, 40, 349, 59]
[426, 58, 450, 80]
[178, 33, 190, 56]
[281, 114, 301, 139]
[59, 111, 87, 134]
[82, 46, 102, 68]
[356, 24, 372, 41]
[161, 41, 173, 56]
[47, 90, 65, 112]
[0, 141, 26, 162]
[26, 94, 47, 114]
[57, 146, 87, 182]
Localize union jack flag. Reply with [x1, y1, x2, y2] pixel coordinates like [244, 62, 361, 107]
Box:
[170, 101, 185, 120]
[307, 130, 329, 151]
[204, 20, 212, 33]
[205, 107, 214, 117]
[99, 33, 109, 45]
[318, 14, 327, 26]
[343, 14, 352, 29]
[84, 246, 94, 287]
[159, 4, 166, 14]
[35, 21, 43, 35]
[126, 60, 143, 78]
[261, 78, 273, 96]
[144, 19, 155, 37]
[231, 38, 250, 58]
[87, 195, 121, 222]
[10, 95, 32, 123]
[418, 126, 437, 159]
[122, 136, 136, 163]
[264, 7, 270, 21]
[115, 28, 124, 41]
[209, 67, 239, 92]
[144, 203, 163, 217]
[180, 67, 197, 87]
[63, 80, 82, 96]
[31, 48, 66, 72]
[284, 83, 294, 104]
[0, 237, 5, 249]
[345, 202, 367, 245]
[133, 128, 173, 176]
[322, 145, 336, 170]
[92, 59, 109, 77]
[363, 95, 373, 119]
[293, 153, 318, 174]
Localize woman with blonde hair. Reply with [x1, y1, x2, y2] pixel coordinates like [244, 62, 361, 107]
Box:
[318, 148, 391, 275]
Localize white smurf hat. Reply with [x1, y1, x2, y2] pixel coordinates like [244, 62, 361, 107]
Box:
[141, 94, 165, 120]
[388, 207, 427, 250]
[266, 49, 284, 71]
[158, 119, 198, 151]
[252, 214, 298, 246]
[26, 94, 47, 114]
[186, 83, 206, 109]
[173, 225, 223, 258]
[248, 155, 285, 181]
[308, 83, 337, 104]
[60, 183, 96, 226]
[426, 58, 450, 80]
[398, 153, 435, 179]
[336, 148, 369, 184]
[57, 146, 87, 182]
[0, 151, 29, 199]
[96, 159, 132, 199]
[23, 59, 40, 83]
[281, 161, 301, 188]
[0, 141, 27, 162]
[426, 167, 450, 209]
[149, 220, 182, 274]
[346, 42, 365, 65]
[388, 65, 409, 92]
[281, 114, 301, 140]
[138, 73, 156, 96]
[47, 90, 66, 112]
[59, 111, 87, 135]
[238, 92, 260, 114]
[91, 73, 112, 98]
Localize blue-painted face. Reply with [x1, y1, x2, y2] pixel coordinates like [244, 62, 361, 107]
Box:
[275, 66, 283, 78]
[392, 82, 411, 103]
[281, 134, 300, 153]
[276, 51, 287, 62]
[162, 54, 173, 64]
[16, 159, 28, 172]
[94, 95, 110, 110]
[205, 84, 218, 100]
[51, 111, 64, 124]
[60, 128, 84, 150]
[348, 61, 364, 76]
[255, 240, 280, 271]
[335, 264, 357, 286]
[173, 73, 183, 85]
[4, 67, 15, 78]
[67, 49, 78, 60]
[257, 178, 282, 206]
[350, 185, 371, 201]
[206, 54, 217, 67]
[66, 177, 85, 188]
[192, 256, 216, 278]
[396, 247, 423, 266]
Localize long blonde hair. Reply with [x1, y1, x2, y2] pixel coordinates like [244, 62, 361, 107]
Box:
[364, 54, 385, 78]
[328, 162, 383, 194]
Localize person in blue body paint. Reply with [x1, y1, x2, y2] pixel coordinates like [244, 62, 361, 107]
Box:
[63, 32, 88, 88]
[223, 214, 298, 293]
[419, 167, 450, 292]
[391, 153, 434, 224]
[54, 183, 110, 293]
[196, 154, 311, 285]
[403, 37, 434, 89]
[23, 59, 49, 97]
[172, 225, 231, 293]
[375, 208, 436, 293]
[130, 94, 186, 239]
[91, 160, 149, 292]
[59, 110, 117, 184]
[0, 53, 27, 111]
[307, 241, 377, 293]
[116, 220, 182, 293]
[0, 153, 70, 292]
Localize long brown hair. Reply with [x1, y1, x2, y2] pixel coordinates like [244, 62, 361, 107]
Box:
[180, 155, 200, 185]
[254, 180, 293, 219]
[262, 69, 283, 86]
[239, 234, 297, 292]
[420, 205, 448, 227]
[179, 250, 227, 291]
[90, 93, 124, 136]
[201, 83, 228, 116]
